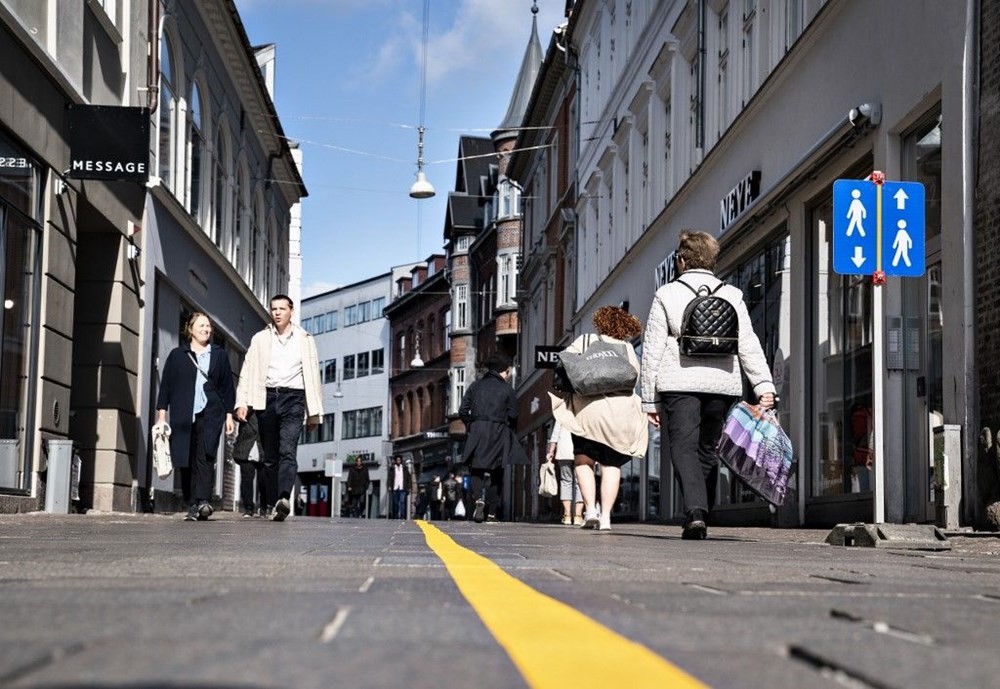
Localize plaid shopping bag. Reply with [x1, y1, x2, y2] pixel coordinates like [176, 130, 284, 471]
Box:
[716, 402, 794, 506]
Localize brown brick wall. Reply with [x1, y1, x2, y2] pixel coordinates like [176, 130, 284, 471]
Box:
[977, 1, 1000, 427]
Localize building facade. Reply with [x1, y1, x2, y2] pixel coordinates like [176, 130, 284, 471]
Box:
[508, 19, 579, 522]
[0, 0, 303, 514]
[296, 269, 408, 518]
[385, 255, 452, 513]
[532, 0, 975, 527]
[974, 0, 1000, 528]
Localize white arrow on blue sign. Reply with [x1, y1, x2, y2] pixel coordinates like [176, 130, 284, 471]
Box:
[832, 179, 925, 277]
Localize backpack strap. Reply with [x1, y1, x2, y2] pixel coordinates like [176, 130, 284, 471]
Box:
[675, 278, 713, 297]
[675, 279, 699, 296]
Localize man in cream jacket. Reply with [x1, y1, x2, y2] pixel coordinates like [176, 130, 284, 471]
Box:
[236, 295, 323, 521]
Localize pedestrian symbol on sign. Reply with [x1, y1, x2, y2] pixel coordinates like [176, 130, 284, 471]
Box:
[846, 189, 867, 237]
[891, 220, 912, 268]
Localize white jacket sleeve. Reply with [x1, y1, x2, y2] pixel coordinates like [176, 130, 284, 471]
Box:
[640, 292, 669, 411]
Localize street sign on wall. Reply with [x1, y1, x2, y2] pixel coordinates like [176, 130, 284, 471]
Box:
[832, 179, 925, 277]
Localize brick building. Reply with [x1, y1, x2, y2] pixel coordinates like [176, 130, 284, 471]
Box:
[975, 0, 1000, 527]
[385, 255, 452, 505]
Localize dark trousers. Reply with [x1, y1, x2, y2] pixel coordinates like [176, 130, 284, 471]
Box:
[237, 460, 265, 511]
[470, 466, 504, 518]
[180, 412, 215, 505]
[658, 392, 735, 516]
[258, 388, 305, 507]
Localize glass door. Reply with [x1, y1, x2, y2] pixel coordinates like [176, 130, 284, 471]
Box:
[900, 111, 942, 522]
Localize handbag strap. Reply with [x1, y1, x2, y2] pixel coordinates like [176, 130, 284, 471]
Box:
[187, 350, 215, 392]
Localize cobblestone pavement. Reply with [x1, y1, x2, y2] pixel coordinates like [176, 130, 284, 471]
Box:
[1, 512, 998, 689]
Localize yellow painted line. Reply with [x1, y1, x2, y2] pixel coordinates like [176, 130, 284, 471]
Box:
[417, 521, 710, 689]
[876, 181, 883, 270]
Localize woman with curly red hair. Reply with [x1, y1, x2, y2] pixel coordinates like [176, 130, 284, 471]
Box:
[550, 306, 647, 531]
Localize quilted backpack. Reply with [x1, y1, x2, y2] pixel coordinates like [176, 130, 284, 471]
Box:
[676, 280, 739, 356]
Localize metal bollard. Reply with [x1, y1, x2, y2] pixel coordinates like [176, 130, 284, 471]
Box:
[45, 439, 74, 514]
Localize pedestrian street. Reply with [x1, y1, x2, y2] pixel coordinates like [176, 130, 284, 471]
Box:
[1, 513, 998, 689]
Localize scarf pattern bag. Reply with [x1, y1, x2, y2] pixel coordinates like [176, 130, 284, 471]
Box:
[716, 402, 794, 506]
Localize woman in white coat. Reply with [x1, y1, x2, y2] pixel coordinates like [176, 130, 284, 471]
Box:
[640, 231, 775, 540]
[550, 306, 647, 531]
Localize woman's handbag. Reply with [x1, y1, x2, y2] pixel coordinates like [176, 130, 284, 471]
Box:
[151, 422, 173, 479]
[557, 335, 638, 396]
[538, 460, 558, 497]
[716, 402, 794, 506]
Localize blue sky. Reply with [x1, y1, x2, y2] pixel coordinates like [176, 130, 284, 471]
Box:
[234, 0, 567, 297]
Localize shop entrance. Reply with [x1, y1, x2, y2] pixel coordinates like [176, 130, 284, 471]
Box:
[899, 112, 942, 523]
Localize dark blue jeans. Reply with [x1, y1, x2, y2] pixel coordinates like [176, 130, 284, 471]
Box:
[392, 489, 408, 519]
[258, 388, 305, 508]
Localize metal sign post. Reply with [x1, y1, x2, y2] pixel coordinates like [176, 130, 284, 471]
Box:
[833, 171, 925, 524]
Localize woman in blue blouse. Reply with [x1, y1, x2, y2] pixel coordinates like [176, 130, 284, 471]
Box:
[156, 312, 236, 521]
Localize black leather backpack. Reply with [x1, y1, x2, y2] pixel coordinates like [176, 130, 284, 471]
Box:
[676, 280, 739, 356]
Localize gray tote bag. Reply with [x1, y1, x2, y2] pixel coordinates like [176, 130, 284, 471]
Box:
[558, 335, 637, 396]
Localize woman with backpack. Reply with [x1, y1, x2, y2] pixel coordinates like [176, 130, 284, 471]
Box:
[640, 231, 775, 540]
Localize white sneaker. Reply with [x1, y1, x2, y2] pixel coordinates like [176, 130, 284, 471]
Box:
[581, 508, 600, 529]
[272, 497, 290, 522]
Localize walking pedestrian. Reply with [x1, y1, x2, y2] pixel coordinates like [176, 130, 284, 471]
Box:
[155, 312, 236, 521]
[232, 412, 265, 517]
[389, 455, 410, 519]
[443, 471, 464, 520]
[550, 306, 647, 531]
[546, 421, 583, 525]
[429, 475, 444, 520]
[640, 231, 775, 540]
[234, 295, 323, 522]
[346, 457, 371, 518]
[459, 352, 530, 523]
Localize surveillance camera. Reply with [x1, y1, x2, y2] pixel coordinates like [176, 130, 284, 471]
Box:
[848, 102, 882, 129]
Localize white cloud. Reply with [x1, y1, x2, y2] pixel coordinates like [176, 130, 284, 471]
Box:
[361, 0, 566, 88]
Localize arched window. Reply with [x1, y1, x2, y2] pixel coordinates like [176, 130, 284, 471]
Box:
[234, 163, 249, 274]
[250, 191, 264, 294]
[228, 157, 246, 265]
[158, 33, 178, 190]
[266, 214, 277, 299]
[186, 80, 205, 223]
[212, 123, 230, 247]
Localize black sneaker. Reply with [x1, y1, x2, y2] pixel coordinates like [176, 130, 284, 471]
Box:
[184, 504, 198, 521]
[272, 497, 290, 522]
[681, 509, 708, 540]
[196, 502, 213, 521]
[472, 499, 485, 523]
[242, 507, 255, 519]
[263, 506, 274, 519]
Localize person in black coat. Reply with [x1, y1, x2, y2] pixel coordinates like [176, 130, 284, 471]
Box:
[459, 352, 529, 522]
[345, 457, 371, 518]
[156, 312, 236, 521]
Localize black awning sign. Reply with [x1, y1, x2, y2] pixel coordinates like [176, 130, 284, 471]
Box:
[68, 105, 150, 182]
[534, 346, 562, 369]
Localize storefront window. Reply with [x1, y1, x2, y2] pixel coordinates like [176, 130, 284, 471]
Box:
[811, 197, 874, 497]
[718, 232, 791, 506]
[0, 131, 42, 491]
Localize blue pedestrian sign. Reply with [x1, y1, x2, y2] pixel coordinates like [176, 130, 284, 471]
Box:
[833, 178, 925, 277]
